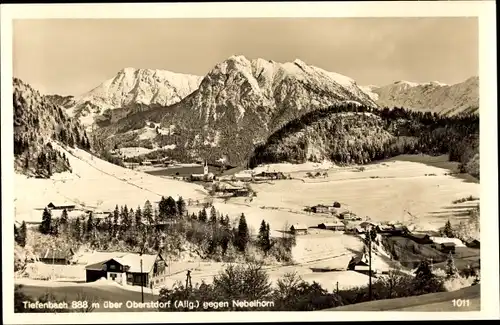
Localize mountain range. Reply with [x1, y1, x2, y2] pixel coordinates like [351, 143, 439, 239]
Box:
[361, 77, 479, 116]
[17, 55, 479, 168]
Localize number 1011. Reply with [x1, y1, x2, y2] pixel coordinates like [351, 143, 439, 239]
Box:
[452, 299, 471, 307]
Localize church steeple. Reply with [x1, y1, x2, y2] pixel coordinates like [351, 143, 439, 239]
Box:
[203, 160, 209, 175]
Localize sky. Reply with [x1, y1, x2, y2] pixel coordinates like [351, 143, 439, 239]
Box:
[13, 17, 478, 96]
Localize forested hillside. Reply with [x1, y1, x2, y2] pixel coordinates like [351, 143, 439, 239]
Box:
[13, 78, 91, 178]
[249, 103, 479, 178]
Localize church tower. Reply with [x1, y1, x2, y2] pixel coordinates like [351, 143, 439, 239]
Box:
[203, 160, 209, 175]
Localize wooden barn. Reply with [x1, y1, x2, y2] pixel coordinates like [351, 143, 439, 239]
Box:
[318, 222, 345, 231]
[36, 247, 75, 265]
[408, 233, 434, 244]
[47, 202, 76, 211]
[290, 224, 308, 235]
[466, 239, 480, 249]
[439, 242, 456, 254]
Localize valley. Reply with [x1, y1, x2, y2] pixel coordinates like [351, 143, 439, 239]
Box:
[11, 54, 481, 312]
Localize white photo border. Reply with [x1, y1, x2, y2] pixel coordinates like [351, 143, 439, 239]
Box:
[1, 1, 498, 323]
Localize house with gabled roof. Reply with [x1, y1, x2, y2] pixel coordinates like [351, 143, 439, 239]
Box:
[85, 252, 166, 287]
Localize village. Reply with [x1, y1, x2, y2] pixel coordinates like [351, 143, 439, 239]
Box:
[13, 145, 481, 309]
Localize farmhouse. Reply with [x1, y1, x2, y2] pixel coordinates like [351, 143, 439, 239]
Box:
[290, 224, 308, 235]
[47, 202, 76, 211]
[438, 242, 456, 254]
[35, 247, 75, 265]
[85, 253, 166, 288]
[466, 239, 480, 249]
[232, 173, 253, 182]
[347, 255, 370, 273]
[376, 224, 409, 236]
[311, 205, 331, 214]
[318, 221, 345, 231]
[408, 233, 433, 244]
[256, 171, 286, 180]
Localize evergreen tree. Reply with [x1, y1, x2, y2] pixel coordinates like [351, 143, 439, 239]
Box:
[165, 196, 178, 218]
[258, 220, 268, 251]
[413, 259, 442, 294]
[39, 207, 52, 235]
[224, 215, 230, 226]
[86, 212, 95, 241]
[154, 208, 160, 225]
[59, 209, 69, 233]
[113, 205, 120, 238]
[191, 212, 198, 221]
[199, 209, 208, 223]
[236, 213, 249, 252]
[73, 216, 82, 241]
[143, 200, 154, 226]
[176, 196, 186, 217]
[209, 206, 217, 224]
[19, 221, 27, 247]
[120, 204, 131, 234]
[135, 206, 143, 233]
[443, 220, 454, 238]
[105, 213, 113, 238]
[158, 196, 168, 220]
[445, 251, 458, 278]
[14, 225, 20, 244]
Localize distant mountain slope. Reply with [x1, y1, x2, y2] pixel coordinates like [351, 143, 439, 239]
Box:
[249, 104, 479, 178]
[65, 68, 203, 128]
[95, 55, 379, 165]
[14, 145, 207, 223]
[362, 77, 479, 116]
[13, 78, 91, 178]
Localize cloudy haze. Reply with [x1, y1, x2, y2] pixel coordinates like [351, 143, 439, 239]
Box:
[13, 17, 478, 96]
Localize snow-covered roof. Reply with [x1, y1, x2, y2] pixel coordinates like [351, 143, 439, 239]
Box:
[291, 224, 308, 230]
[430, 237, 466, 247]
[85, 253, 161, 273]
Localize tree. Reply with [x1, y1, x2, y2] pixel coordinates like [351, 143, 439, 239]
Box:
[143, 200, 154, 225]
[445, 252, 458, 278]
[212, 263, 273, 303]
[443, 220, 454, 238]
[258, 220, 271, 253]
[158, 196, 168, 220]
[135, 206, 143, 234]
[209, 206, 217, 224]
[59, 209, 69, 233]
[413, 259, 443, 294]
[236, 213, 249, 252]
[19, 221, 27, 247]
[120, 204, 132, 235]
[39, 208, 52, 235]
[165, 196, 178, 218]
[73, 216, 82, 241]
[199, 209, 208, 223]
[177, 197, 186, 217]
[86, 212, 95, 241]
[112, 205, 120, 238]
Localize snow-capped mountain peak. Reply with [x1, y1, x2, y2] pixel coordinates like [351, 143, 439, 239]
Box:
[360, 76, 478, 115]
[66, 68, 203, 128]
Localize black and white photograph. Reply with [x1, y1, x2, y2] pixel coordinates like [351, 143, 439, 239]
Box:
[1, 1, 498, 323]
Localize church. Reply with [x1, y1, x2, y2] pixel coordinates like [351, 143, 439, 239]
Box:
[190, 161, 215, 182]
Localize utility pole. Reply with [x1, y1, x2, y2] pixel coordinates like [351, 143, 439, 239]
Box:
[368, 227, 372, 301]
[140, 253, 144, 303]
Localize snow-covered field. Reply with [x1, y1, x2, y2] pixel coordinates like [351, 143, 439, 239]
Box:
[14, 152, 479, 294]
[215, 155, 479, 233]
[14, 145, 206, 223]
